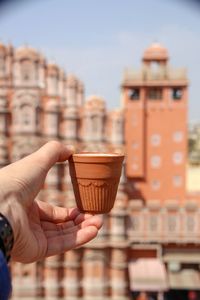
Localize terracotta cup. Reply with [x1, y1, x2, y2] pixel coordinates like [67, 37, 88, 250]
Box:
[68, 153, 124, 214]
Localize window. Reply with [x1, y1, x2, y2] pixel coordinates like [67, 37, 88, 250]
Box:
[173, 175, 182, 187]
[151, 134, 161, 146]
[48, 75, 58, 94]
[132, 163, 138, 170]
[171, 88, 182, 100]
[151, 156, 161, 168]
[36, 107, 40, 126]
[130, 216, 140, 231]
[115, 119, 122, 135]
[173, 131, 183, 143]
[21, 60, 31, 81]
[132, 141, 139, 149]
[23, 72, 30, 81]
[132, 182, 140, 189]
[23, 113, 30, 125]
[186, 216, 195, 232]
[151, 179, 160, 190]
[21, 105, 32, 125]
[0, 56, 5, 76]
[148, 88, 162, 100]
[49, 114, 58, 129]
[92, 115, 98, 133]
[173, 152, 183, 164]
[128, 88, 140, 100]
[149, 215, 158, 232]
[168, 215, 177, 232]
[132, 115, 137, 126]
[151, 61, 159, 73]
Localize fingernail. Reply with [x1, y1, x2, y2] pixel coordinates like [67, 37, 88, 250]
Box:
[65, 144, 75, 153]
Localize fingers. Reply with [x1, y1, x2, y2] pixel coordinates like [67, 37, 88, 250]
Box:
[75, 215, 103, 230]
[74, 212, 98, 225]
[44, 215, 103, 238]
[38, 201, 97, 225]
[1, 141, 73, 176]
[41, 212, 96, 230]
[37, 201, 80, 223]
[20, 140, 73, 178]
[45, 224, 79, 238]
[0, 141, 74, 203]
[46, 226, 99, 257]
[32, 141, 74, 172]
[41, 220, 75, 231]
[45, 215, 103, 256]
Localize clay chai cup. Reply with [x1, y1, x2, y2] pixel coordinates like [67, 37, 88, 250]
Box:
[68, 153, 124, 214]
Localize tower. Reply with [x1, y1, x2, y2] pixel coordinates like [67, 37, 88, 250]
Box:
[122, 43, 188, 202]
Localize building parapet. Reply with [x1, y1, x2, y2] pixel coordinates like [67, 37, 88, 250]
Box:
[123, 67, 187, 85]
[127, 199, 200, 243]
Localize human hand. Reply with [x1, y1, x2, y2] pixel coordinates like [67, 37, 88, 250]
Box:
[0, 141, 103, 263]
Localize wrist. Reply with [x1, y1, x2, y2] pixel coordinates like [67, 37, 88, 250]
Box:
[0, 213, 14, 262]
[0, 193, 18, 261]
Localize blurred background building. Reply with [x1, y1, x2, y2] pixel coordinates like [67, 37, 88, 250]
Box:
[0, 41, 199, 300]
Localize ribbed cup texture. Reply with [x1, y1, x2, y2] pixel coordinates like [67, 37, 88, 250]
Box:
[71, 178, 119, 213]
[69, 153, 124, 214]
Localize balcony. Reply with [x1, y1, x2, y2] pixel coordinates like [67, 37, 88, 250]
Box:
[127, 199, 200, 243]
[123, 67, 187, 86]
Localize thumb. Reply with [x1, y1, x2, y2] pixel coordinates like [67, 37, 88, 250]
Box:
[0, 141, 73, 203]
[30, 140, 74, 172]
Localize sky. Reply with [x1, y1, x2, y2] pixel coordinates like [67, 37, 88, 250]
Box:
[0, 0, 200, 121]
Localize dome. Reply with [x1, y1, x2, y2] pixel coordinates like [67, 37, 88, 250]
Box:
[0, 136, 7, 146]
[0, 42, 7, 54]
[0, 98, 7, 110]
[63, 106, 78, 118]
[46, 63, 60, 76]
[77, 80, 84, 92]
[109, 108, 123, 119]
[86, 95, 106, 110]
[0, 137, 8, 163]
[15, 46, 42, 61]
[143, 43, 169, 61]
[59, 69, 66, 79]
[66, 74, 78, 87]
[45, 99, 59, 111]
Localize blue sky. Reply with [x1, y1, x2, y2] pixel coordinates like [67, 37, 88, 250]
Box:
[0, 0, 200, 121]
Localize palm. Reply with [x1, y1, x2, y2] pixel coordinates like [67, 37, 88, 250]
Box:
[11, 200, 102, 263]
[0, 141, 103, 263]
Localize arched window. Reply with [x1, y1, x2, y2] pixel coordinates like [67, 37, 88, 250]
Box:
[0, 56, 5, 77]
[115, 119, 122, 135]
[92, 115, 98, 134]
[21, 60, 31, 81]
[20, 103, 36, 133]
[47, 75, 58, 95]
[21, 60, 37, 83]
[67, 119, 76, 135]
[21, 104, 32, 125]
[151, 61, 159, 73]
[36, 106, 40, 127]
[44, 112, 58, 136]
[92, 115, 103, 141]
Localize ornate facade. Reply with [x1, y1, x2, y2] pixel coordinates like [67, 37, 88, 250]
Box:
[0, 42, 199, 300]
[189, 122, 200, 165]
[123, 43, 188, 202]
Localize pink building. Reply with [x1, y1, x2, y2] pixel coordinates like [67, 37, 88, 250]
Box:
[0, 42, 199, 300]
[123, 43, 188, 203]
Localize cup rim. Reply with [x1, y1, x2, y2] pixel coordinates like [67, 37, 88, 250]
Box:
[72, 152, 124, 158]
[69, 152, 125, 163]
